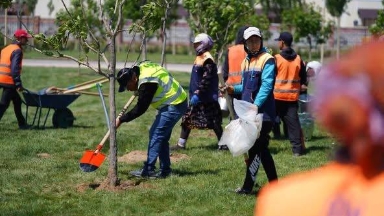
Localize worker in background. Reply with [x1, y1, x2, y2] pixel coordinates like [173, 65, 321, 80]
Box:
[0, 29, 32, 130]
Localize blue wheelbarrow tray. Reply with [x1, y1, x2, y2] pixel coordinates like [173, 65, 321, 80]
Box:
[22, 90, 80, 129]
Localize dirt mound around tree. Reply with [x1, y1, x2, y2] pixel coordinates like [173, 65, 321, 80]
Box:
[76, 150, 189, 192]
[76, 178, 154, 192]
[118, 150, 190, 164]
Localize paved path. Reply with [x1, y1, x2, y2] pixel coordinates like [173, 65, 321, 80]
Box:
[23, 59, 192, 73]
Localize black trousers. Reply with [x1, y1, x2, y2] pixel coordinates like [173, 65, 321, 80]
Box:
[275, 100, 303, 154]
[272, 116, 289, 138]
[242, 121, 277, 191]
[0, 87, 26, 126]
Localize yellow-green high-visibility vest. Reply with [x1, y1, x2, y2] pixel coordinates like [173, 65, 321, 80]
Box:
[138, 61, 187, 109]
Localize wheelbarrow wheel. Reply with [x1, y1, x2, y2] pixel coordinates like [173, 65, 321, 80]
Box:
[52, 108, 75, 128]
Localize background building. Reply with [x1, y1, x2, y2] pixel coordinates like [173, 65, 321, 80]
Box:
[306, 0, 382, 28]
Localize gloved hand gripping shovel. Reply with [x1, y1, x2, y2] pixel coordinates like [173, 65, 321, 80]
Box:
[79, 95, 136, 172]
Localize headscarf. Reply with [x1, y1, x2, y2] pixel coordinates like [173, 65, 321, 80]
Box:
[311, 41, 384, 146]
[193, 33, 214, 56]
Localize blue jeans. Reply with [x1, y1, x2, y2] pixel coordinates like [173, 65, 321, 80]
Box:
[144, 100, 187, 172]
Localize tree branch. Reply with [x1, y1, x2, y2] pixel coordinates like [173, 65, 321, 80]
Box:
[30, 45, 108, 76]
[160, 0, 172, 66]
[114, 0, 127, 34]
[98, 0, 112, 34]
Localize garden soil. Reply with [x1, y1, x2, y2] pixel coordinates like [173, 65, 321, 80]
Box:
[76, 150, 189, 192]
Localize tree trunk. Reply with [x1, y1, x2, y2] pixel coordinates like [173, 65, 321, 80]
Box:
[336, 17, 340, 60]
[108, 34, 118, 187]
[160, 1, 170, 67]
[172, 25, 176, 56]
[320, 0, 326, 64]
[142, 34, 147, 61]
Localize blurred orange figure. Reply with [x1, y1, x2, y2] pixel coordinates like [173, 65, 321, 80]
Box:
[255, 41, 384, 216]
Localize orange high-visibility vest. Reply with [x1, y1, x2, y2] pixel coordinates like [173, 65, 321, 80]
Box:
[0, 44, 21, 86]
[255, 162, 384, 216]
[274, 54, 302, 101]
[227, 44, 247, 85]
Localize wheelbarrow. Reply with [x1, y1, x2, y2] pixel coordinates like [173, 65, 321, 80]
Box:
[22, 89, 80, 129]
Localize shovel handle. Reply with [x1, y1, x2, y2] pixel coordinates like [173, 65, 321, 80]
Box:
[94, 95, 137, 153]
[96, 131, 111, 151]
[118, 95, 136, 118]
[63, 79, 109, 94]
[67, 77, 107, 90]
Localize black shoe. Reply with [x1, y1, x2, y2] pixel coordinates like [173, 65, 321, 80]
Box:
[19, 124, 31, 130]
[157, 169, 172, 178]
[130, 169, 158, 178]
[234, 187, 254, 195]
[218, 145, 229, 150]
[170, 144, 185, 151]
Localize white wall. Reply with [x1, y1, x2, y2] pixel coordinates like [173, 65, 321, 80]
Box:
[305, 0, 383, 27]
[34, 0, 70, 18]
[343, 0, 382, 27]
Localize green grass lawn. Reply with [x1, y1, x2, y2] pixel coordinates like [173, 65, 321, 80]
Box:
[0, 67, 335, 216]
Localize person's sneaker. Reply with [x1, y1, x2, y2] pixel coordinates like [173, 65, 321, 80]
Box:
[170, 144, 185, 151]
[235, 187, 254, 195]
[130, 169, 158, 178]
[19, 124, 31, 130]
[293, 149, 306, 157]
[156, 169, 172, 178]
[218, 145, 229, 150]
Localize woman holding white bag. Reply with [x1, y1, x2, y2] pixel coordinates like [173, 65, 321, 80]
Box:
[222, 26, 278, 195]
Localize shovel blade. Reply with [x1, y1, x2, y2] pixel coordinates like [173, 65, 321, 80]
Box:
[79, 150, 106, 172]
[79, 163, 100, 172]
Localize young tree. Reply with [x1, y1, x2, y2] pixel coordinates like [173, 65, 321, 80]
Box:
[0, 0, 12, 9]
[326, 0, 351, 59]
[24, 0, 38, 16]
[31, 0, 174, 187]
[47, 0, 55, 16]
[281, 3, 333, 60]
[103, 0, 179, 61]
[183, 0, 270, 65]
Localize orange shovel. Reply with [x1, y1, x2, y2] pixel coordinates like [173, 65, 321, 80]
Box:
[79, 95, 136, 172]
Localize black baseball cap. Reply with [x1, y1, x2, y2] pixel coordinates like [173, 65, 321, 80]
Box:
[117, 67, 136, 92]
[274, 32, 293, 46]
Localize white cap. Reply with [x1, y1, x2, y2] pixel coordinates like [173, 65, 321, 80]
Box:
[306, 61, 322, 75]
[193, 33, 210, 43]
[243, 27, 262, 40]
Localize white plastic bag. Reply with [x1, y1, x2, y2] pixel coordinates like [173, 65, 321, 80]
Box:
[218, 99, 263, 157]
[233, 99, 258, 121]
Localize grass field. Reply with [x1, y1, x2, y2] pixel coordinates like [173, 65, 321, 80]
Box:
[0, 67, 335, 216]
